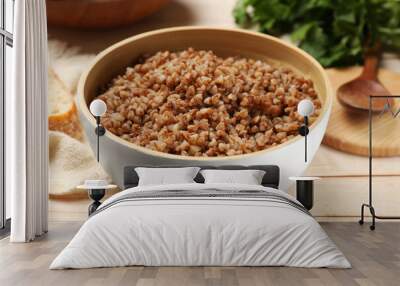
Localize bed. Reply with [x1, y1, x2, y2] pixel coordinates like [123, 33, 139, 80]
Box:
[50, 165, 350, 269]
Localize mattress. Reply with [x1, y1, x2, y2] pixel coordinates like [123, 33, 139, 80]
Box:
[50, 183, 350, 269]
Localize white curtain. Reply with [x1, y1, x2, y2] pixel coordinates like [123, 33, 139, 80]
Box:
[8, 0, 49, 242]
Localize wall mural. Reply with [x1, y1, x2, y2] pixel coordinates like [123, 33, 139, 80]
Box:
[47, 0, 400, 219]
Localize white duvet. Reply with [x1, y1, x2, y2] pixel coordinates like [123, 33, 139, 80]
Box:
[50, 183, 350, 269]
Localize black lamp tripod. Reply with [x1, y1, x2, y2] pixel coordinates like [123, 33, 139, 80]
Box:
[359, 95, 400, 230]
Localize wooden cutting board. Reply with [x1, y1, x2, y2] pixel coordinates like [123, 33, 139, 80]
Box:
[323, 67, 400, 157]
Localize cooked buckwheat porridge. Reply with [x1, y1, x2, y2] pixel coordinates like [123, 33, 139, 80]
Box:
[96, 48, 321, 157]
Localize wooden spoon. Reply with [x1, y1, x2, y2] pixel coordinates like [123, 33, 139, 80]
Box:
[337, 48, 393, 112]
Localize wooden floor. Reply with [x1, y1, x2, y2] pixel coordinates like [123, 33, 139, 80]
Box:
[0, 222, 399, 286]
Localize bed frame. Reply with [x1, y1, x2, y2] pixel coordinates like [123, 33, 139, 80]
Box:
[123, 165, 280, 190]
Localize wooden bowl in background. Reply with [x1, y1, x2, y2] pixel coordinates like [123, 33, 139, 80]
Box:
[46, 0, 171, 29]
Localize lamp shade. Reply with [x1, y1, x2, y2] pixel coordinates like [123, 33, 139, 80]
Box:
[297, 99, 314, 117]
[90, 99, 107, 117]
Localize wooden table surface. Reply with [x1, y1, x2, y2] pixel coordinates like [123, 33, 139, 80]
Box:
[48, 0, 400, 218]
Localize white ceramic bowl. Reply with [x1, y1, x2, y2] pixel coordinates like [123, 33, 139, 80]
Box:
[77, 27, 333, 190]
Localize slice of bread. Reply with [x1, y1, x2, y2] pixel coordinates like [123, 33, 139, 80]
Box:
[48, 68, 83, 140]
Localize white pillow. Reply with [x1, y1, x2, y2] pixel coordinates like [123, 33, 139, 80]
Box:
[200, 169, 266, 185]
[135, 167, 200, 186]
